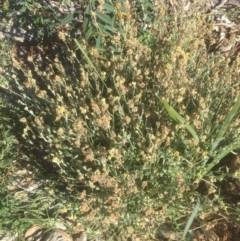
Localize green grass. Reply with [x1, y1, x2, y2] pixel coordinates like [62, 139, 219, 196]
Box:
[0, 1, 240, 240]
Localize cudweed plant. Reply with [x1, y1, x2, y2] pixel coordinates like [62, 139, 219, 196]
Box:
[2, 0, 240, 239]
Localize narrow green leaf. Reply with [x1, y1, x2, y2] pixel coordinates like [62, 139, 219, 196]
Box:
[163, 100, 178, 121]
[85, 25, 93, 39]
[96, 12, 113, 26]
[74, 39, 103, 83]
[212, 95, 240, 150]
[96, 35, 102, 50]
[101, 23, 116, 33]
[96, 23, 114, 37]
[198, 138, 240, 182]
[118, 21, 125, 38]
[97, 22, 105, 32]
[103, 2, 114, 12]
[185, 124, 199, 142]
[163, 100, 199, 142]
[83, 4, 91, 34]
[60, 14, 74, 25]
[183, 198, 200, 239]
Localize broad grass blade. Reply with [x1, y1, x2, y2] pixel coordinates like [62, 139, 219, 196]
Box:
[183, 198, 200, 239]
[212, 95, 240, 150]
[163, 100, 199, 142]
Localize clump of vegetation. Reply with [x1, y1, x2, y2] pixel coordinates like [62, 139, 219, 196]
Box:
[0, 0, 240, 240]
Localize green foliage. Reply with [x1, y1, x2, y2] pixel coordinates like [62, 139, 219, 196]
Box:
[12, 0, 60, 40]
[6, 0, 157, 44]
[212, 94, 240, 151]
[2, 0, 9, 11]
[183, 198, 200, 239]
[138, 33, 154, 46]
[163, 99, 199, 142]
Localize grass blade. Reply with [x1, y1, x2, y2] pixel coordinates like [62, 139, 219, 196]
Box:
[212, 95, 240, 150]
[96, 12, 113, 26]
[96, 35, 103, 50]
[74, 39, 102, 81]
[103, 2, 114, 12]
[196, 138, 240, 183]
[60, 13, 74, 25]
[163, 100, 199, 142]
[183, 198, 200, 239]
[83, 4, 91, 34]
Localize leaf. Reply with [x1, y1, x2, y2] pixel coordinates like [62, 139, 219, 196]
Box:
[144, 2, 153, 8]
[212, 95, 240, 150]
[60, 14, 74, 25]
[163, 100, 199, 142]
[96, 35, 102, 50]
[104, 20, 116, 33]
[65, 0, 71, 7]
[97, 22, 105, 32]
[74, 39, 104, 85]
[83, 4, 91, 34]
[85, 25, 93, 39]
[197, 138, 240, 182]
[118, 20, 126, 39]
[97, 23, 115, 36]
[183, 198, 200, 239]
[2, 0, 9, 11]
[103, 2, 114, 12]
[96, 12, 113, 26]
